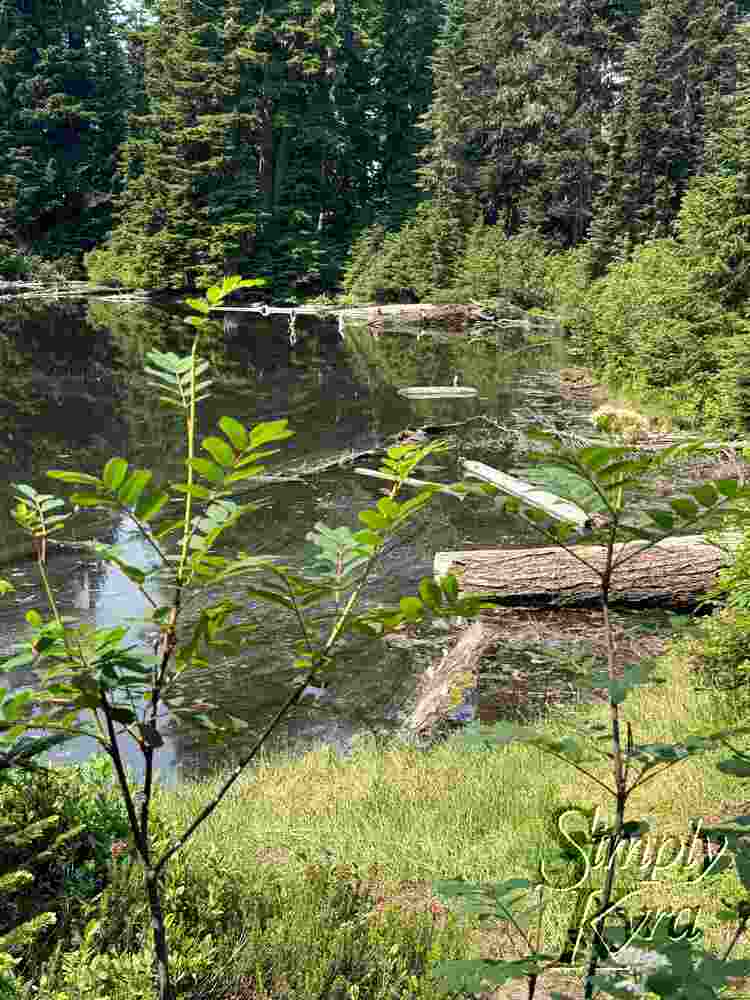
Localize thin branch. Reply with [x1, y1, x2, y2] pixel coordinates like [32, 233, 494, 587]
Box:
[534, 746, 616, 796]
[153, 667, 319, 876]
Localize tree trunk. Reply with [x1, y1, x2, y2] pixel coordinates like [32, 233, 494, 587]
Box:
[145, 871, 174, 1000]
[434, 535, 735, 608]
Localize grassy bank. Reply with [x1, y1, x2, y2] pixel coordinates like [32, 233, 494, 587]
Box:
[10, 622, 750, 999]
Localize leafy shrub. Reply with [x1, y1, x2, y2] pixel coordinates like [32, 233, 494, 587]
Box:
[674, 608, 750, 716]
[0, 245, 29, 280]
[56, 757, 130, 871]
[341, 201, 466, 303]
[0, 251, 83, 283]
[0, 756, 134, 986]
[564, 237, 750, 428]
[675, 171, 750, 313]
[541, 243, 598, 339]
[84, 245, 155, 291]
[30, 856, 474, 1000]
[452, 221, 554, 309]
[338, 223, 390, 303]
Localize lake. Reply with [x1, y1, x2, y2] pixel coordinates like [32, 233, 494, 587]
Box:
[0, 296, 590, 783]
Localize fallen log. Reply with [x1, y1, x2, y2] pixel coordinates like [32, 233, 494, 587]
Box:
[433, 534, 741, 608]
[461, 459, 590, 528]
[402, 621, 503, 738]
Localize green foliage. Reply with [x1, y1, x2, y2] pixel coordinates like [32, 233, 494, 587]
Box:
[676, 171, 750, 313]
[418, 0, 621, 249]
[541, 244, 598, 336]
[30, 856, 472, 1000]
[453, 223, 554, 309]
[84, 0, 441, 295]
[427, 430, 750, 999]
[339, 223, 390, 302]
[676, 607, 750, 710]
[341, 200, 467, 303]
[565, 237, 750, 429]
[586, 0, 737, 274]
[0, 0, 129, 260]
[0, 755, 134, 993]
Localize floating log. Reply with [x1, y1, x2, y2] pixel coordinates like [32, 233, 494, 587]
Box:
[433, 534, 741, 608]
[461, 459, 590, 528]
[398, 386, 479, 399]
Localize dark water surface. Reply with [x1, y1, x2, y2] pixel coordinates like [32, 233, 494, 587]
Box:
[0, 297, 584, 783]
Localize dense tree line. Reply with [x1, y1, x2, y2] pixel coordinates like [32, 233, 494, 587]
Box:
[0, 0, 130, 259]
[2, 0, 750, 302]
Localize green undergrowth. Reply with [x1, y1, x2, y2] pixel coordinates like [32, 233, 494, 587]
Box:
[9, 622, 750, 999]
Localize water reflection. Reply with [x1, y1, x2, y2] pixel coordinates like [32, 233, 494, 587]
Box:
[0, 299, 580, 782]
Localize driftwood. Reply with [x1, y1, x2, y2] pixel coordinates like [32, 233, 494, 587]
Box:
[433, 535, 740, 608]
[461, 459, 590, 528]
[398, 386, 479, 399]
[403, 621, 502, 738]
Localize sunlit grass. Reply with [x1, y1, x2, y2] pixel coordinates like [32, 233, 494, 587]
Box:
[152, 641, 750, 996]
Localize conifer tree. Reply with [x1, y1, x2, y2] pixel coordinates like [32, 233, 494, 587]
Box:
[87, 0, 256, 290]
[586, 0, 739, 277]
[0, 0, 129, 259]
[419, 0, 623, 244]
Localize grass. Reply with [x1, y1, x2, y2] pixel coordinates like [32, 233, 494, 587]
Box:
[15, 626, 750, 999]
[142, 633, 750, 996]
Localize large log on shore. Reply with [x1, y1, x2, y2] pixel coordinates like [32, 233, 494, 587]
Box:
[434, 535, 739, 608]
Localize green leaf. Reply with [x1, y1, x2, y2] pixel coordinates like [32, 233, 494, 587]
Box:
[399, 596, 423, 620]
[359, 510, 389, 530]
[717, 758, 750, 778]
[688, 483, 719, 508]
[715, 478, 739, 499]
[205, 286, 222, 305]
[170, 483, 213, 499]
[102, 458, 129, 492]
[69, 493, 117, 509]
[647, 509, 675, 532]
[219, 416, 248, 451]
[670, 497, 699, 519]
[418, 577, 443, 611]
[2, 690, 33, 722]
[134, 489, 169, 522]
[441, 574, 460, 602]
[224, 466, 266, 484]
[184, 297, 211, 314]
[249, 419, 294, 448]
[189, 459, 225, 485]
[202, 437, 235, 468]
[184, 315, 209, 330]
[0, 578, 14, 596]
[584, 446, 632, 470]
[46, 471, 102, 487]
[117, 470, 153, 506]
[432, 957, 548, 993]
[25, 610, 42, 628]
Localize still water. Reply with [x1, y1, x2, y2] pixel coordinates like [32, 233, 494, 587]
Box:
[0, 297, 585, 783]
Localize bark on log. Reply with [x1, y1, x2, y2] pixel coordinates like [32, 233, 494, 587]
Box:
[403, 621, 502, 738]
[434, 535, 738, 608]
